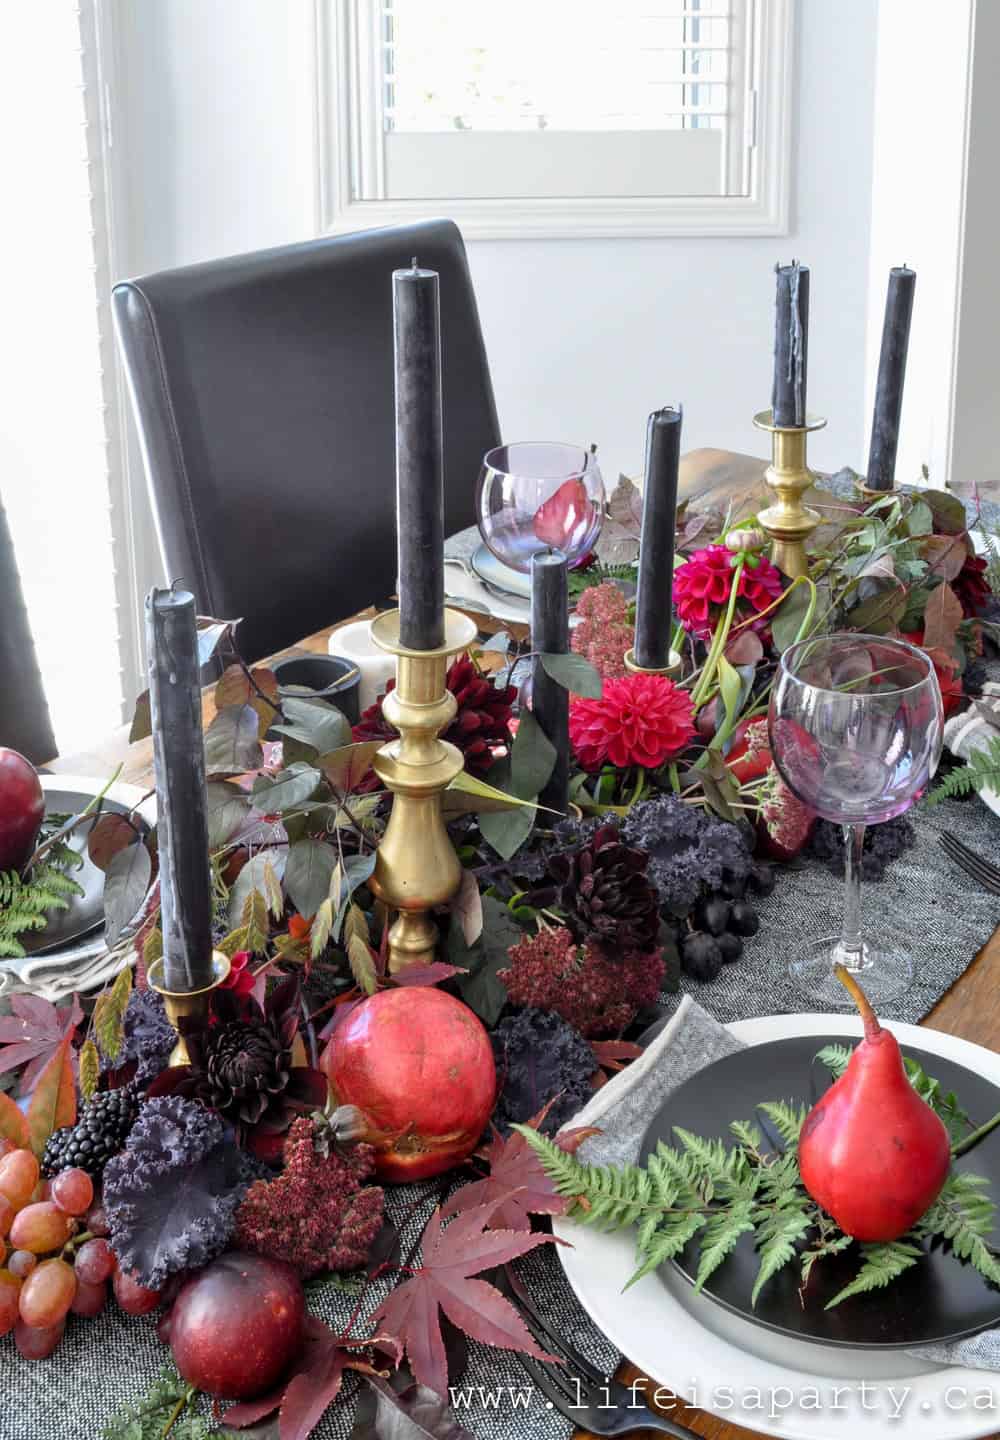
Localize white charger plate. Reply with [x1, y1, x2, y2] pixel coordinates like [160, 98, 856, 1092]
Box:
[554, 1012, 1000, 1439]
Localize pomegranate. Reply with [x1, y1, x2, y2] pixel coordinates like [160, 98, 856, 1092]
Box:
[168, 1252, 305, 1399]
[0, 749, 45, 873]
[323, 987, 496, 1182]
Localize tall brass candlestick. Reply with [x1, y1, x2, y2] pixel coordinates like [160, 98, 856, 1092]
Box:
[367, 607, 478, 973]
[753, 409, 827, 579]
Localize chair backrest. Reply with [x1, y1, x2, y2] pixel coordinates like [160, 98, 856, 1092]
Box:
[113, 219, 499, 662]
[0, 493, 57, 765]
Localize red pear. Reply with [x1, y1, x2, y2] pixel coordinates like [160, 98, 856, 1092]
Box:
[0, 749, 45, 874]
[798, 966, 951, 1242]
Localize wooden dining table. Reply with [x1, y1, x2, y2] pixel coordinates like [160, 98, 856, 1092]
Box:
[49, 448, 1000, 1440]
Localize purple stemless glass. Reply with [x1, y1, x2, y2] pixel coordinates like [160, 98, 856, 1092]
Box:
[769, 633, 943, 1007]
[476, 442, 605, 575]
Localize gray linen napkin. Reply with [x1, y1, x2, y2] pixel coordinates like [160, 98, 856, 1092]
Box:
[560, 994, 745, 1168]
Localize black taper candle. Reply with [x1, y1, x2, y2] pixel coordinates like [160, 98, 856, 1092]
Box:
[146, 585, 214, 994]
[771, 261, 810, 427]
[634, 406, 682, 670]
[866, 266, 916, 491]
[394, 259, 445, 651]
[530, 549, 569, 813]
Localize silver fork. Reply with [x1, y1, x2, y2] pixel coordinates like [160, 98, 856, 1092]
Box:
[498, 1267, 698, 1439]
[939, 833, 1000, 895]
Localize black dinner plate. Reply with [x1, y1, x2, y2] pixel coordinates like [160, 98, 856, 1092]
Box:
[638, 1034, 1000, 1348]
[21, 789, 149, 956]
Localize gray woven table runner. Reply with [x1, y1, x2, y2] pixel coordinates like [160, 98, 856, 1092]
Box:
[8, 790, 999, 1439]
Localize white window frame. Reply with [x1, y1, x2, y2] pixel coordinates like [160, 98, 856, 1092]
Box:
[316, 0, 793, 239]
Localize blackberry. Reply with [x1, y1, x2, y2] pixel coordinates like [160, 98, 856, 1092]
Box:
[697, 897, 732, 936]
[728, 901, 760, 937]
[42, 1083, 141, 1179]
[716, 932, 743, 964]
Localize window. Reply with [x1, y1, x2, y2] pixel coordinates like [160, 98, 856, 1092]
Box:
[0, 2, 129, 752]
[320, 0, 793, 237]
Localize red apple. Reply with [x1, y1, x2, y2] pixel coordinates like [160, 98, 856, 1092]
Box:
[0, 749, 45, 873]
[168, 1252, 305, 1399]
[323, 986, 496, 1182]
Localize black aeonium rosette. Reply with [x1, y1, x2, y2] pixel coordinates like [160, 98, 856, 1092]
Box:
[148, 975, 328, 1160]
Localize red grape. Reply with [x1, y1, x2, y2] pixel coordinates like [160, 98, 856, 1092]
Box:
[74, 1237, 114, 1285]
[0, 1150, 39, 1209]
[0, 1195, 14, 1238]
[14, 1316, 65, 1359]
[50, 1167, 94, 1217]
[83, 1202, 110, 1239]
[9, 1201, 73, 1254]
[0, 1137, 16, 1161]
[7, 1250, 36, 1280]
[18, 1258, 77, 1327]
[0, 1269, 21, 1337]
[113, 1267, 162, 1316]
[70, 1277, 108, 1317]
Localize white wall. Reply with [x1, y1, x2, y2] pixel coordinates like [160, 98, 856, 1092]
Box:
[113, 0, 877, 506]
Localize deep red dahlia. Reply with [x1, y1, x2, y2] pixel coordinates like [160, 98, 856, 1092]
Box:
[952, 552, 991, 618]
[569, 673, 696, 771]
[673, 545, 784, 640]
[352, 654, 517, 784]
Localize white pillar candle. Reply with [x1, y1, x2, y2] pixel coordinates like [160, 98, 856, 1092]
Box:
[328, 621, 397, 712]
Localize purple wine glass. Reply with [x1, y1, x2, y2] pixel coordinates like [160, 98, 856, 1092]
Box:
[476, 441, 605, 575]
[769, 633, 943, 1007]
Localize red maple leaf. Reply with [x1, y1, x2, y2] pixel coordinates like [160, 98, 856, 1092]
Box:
[447, 1101, 602, 1233]
[221, 1315, 401, 1440]
[0, 994, 82, 1095]
[445, 1128, 568, 1234]
[369, 1197, 559, 1398]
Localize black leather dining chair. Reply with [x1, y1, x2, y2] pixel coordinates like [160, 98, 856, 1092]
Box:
[0, 492, 57, 764]
[112, 219, 500, 663]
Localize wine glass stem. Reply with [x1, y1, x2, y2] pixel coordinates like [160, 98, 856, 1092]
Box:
[839, 823, 866, 971]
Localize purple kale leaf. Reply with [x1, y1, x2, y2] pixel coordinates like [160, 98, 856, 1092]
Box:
[103, 1095, 247, 1289]
[491, 1008, 594, 1135]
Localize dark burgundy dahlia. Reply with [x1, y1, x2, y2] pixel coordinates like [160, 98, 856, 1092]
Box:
[148, 975, 328, 1157]
[353, 653, 517, 780]
[536, 823, 660, 954]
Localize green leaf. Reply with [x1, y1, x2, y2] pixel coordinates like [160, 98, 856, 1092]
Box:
[203, 704, 263, 776]
[845, 586, 907, 634]
[923, 488, 968, 535]
[284, 838, 338, 920]
[443, 771, 542, 815]
[103, 843, 152, 946]
[319, 741, 384, 795]
[450, 895, 519, 1026]
[539, 651, 602, 698]
[479, 804, 535, 862]
[252, 762, 322, 812]
[196, 617, 235, 667]
[205, 781, 250, 848]
[332, 852, 378, 941]
[227, 852, 285, 929]
[907, 499, 934, 536]
[716, 655, 742, 732]
[129, 689, 152, 743]
[271, 696, 351, 756]
[825, 1241, 923, 1308]
[508, 708, 556, 800]
[0, 1090, 29, 1149]
[771, 583, 813, 652]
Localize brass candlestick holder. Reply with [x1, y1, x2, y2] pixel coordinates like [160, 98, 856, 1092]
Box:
[367, 607, 478, 973]
[623, 648, 682, 679]
[148, 951, 231, 1066]
[753, 409, 827, 579]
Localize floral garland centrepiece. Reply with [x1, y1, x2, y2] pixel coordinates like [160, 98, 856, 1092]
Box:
[2, 479, 1000, 1437]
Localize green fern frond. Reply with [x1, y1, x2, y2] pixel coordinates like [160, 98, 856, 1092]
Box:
[757, 1100, 808, 1151]
[975, 519, 1000, 595]
[814, 1043, 852, 1079]
[751, 1203, 815, 1306]
[916, 1172, 1000, 1287]
[928, 735, 1000, 805]
[694, 1200, 756, 1291]
[0, 851, 85, 957]
[825, 1240, 924, 1308]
